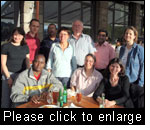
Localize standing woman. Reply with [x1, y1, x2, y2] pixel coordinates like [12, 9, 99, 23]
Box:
[46, 27, 77, 88]
[119, 26, 144, 87]
[1, 27, 30, 108]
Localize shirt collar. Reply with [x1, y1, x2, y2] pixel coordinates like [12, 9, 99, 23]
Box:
[71, 33, 84, 39]
[81, 67, 96, 78]
[95, 41, 108, 47]
[29, 67, 47, 80]
[26, 32, 38, 39]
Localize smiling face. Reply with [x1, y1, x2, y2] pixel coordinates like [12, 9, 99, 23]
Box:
[13, 31, 24, 44]
[59, 30, 70, 43]
[97, 31, 107, 45]
[124, 29, 136, 44]
[72, 20, 83, 34]
[109, 63, 121, 76]
[84, 55, 95, 70]
[29, 20, 40, 35]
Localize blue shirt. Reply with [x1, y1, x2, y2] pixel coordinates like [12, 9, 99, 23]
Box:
[39, 36, 59, 62]
[46, 42, 77, 78]
[119, 43, 144, 87]
[69, 33, 96, 66]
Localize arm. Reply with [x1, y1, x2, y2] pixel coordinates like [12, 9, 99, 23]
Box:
[71, 47, 77, 73]
[138, 47, 144, 87]
[109, 45, 116, 60]
[88, 36, 96, 53]
[70, 69, 78, 91]
[26, 54, 30, 69]
[1, 54, 13, 87]
[93, 79, 105, 101]
[48, 72, 63, 91]
[46, 44, 54, 71]
[10, 74, 30, 103]
[114, 76, 130, 105]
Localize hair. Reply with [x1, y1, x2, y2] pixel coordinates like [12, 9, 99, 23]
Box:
[33, 54, 46, 63]
[48, 23, 57, 29]
[29, 19, 40, 25]
[85, 53, 96, 63]
[97, 29, 108, 37]
[105, 58, 125, 77]
[72, 20, 84, 27]
[10, 27, 27, 46]
[123, 26, 138, 43]
[58, 27, 71, 36]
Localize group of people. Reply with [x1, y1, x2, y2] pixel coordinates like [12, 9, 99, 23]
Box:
[1, 19, 144, 108]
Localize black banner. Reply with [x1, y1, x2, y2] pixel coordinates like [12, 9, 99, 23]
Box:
[0, 108, 145, 125]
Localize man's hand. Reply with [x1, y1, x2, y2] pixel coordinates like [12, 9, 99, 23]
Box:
[30, 95, 40, 104]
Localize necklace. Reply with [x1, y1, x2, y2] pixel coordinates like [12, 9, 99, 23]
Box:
[109, 77, 119, 87]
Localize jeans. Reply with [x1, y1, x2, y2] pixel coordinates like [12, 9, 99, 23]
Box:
[1, 72, 18, 108]
[57, 77, 70, 89]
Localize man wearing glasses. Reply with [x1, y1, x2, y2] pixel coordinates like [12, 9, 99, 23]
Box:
[95, 29, 116, 76]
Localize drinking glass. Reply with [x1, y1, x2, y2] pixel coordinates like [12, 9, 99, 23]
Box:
[47, 92, 53, 104]
[76, 89, 82, 103]
[52, 89, 59, 104]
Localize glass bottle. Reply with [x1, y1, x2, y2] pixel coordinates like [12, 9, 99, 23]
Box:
[63, 84, 67, 104]
[99, 93, 105, 108]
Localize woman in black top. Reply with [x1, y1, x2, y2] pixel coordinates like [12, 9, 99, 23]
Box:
[93, 58, 134, 108]
[1, 27, 30, 108]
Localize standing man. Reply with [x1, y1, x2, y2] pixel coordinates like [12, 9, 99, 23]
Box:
[69, 20, 96, 68]
[95, 29, 116, 76]
[26, 19, 40, 65]
[39, 24, 59, 63]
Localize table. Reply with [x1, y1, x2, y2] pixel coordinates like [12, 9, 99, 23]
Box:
[16, 96, 124, 108]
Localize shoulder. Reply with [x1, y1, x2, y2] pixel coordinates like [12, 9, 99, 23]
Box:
[17, 69, 29, 79]
[136, 43, 144, 52]
[82, 34, 92, 40]
[73, 68, 82, 75]
[2, 42, 11, 48]
[94, 69, 103, 78]
[1, 43, 12, 53]
[120, 75, 129, 82]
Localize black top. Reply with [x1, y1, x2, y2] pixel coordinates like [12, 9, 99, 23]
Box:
[39, 36, 59, 63]
[1, 43, 29, 73]
[93, 75, 133, 107]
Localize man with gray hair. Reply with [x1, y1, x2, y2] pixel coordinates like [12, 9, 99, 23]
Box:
[69, 20, 96, 68]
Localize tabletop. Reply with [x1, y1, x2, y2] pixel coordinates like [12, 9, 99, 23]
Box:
[16, 95, 124, 108]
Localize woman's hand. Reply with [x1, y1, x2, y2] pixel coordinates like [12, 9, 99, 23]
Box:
[105, 99, 116, 108]
[7, 77, 13, 88]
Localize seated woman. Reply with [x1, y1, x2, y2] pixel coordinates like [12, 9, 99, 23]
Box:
[93, 58, 134, 108]
[70, 53, 103, 97]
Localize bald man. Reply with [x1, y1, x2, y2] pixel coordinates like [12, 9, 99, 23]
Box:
[10, 54, 63, 107]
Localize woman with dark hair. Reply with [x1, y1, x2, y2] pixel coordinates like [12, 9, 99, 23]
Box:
[93, 58, 134, 108]
[119, 26, 144, 87]
[46, 27, 77, 88]
[1, 27, 30, 108]
[70, 53, 103, 97]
